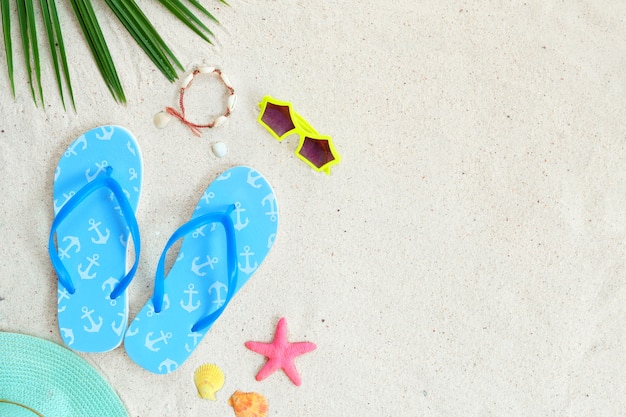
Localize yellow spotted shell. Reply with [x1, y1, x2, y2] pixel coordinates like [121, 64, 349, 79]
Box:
[228, 391, 268, 417]
[193, 364, 225, 401]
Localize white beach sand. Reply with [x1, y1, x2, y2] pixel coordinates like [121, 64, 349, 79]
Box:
[1, 1, 626, 415]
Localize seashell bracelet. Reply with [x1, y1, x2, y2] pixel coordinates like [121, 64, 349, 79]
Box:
[155, 66, 236, 137]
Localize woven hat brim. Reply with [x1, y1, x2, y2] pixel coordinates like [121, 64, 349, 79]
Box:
[0, 332, 128, 417]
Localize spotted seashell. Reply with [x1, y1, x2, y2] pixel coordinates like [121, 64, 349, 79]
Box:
[228, 391, 268, 417]
[194, 364, 225, 401]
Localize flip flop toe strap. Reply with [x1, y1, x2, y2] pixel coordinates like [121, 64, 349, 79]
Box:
[49, 166, 141, 297]
[151, 205, 238, 333]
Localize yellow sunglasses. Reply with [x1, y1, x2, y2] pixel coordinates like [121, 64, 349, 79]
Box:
[257, 96, 341, 175]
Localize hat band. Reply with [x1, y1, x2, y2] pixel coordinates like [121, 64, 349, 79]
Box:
[0, 399, 44, 417]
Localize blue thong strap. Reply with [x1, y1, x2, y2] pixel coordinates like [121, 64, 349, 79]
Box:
[49, 166, 141, 298]
[151, 205, 238, 333]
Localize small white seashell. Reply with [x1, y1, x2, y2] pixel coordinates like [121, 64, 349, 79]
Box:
[153, 111, 171, 129]
[198, 66, 215, 74]
[181, 72, 194, 88]
[220, 73, 233, 89]
[213, 115, 228, 128]
[212, 142, 227, 158]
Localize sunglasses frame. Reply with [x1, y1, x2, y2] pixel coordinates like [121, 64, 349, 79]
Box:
[258, 96, 340, 174]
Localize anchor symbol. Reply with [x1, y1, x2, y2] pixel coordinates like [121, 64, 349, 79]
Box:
[78, 254, 100, 280]
[102, 277, 119, 306]
[217, 172, 231, 181]
[267, 233, 276, 248]
[201, 191, 215, 204]
[233, 202, 249, 231]
[208, 281, 227, 307]
[58, 288, 70, 313]
[60, 328, 75, 345]
[54, 191, 75, 213]
[238, 246, 258, 275]
[89, 218, 110, 244]
[64, 135, 87, 157]
[127, 140, 136, 155]
[261, 193, 278, 222]
[120, 232, 130, 247]
[126, 318, 139, 337]
[158, 359, 178, 374]
[81, 306, 103, 333]
[112, 312, 126, 336]
[192, 225, 207, 238]
[145, 330, 173, 352]
[191, 256, 218, 276]
[55, 166, 61, 181]
[129, 168, 138, 181]
[96, 126, 114, 141]
[85, 160, 109, 182]
[246, 169, 263, 188]
[180, 284, 200, 312]
[58, 235, 81, 260]
[184, 332, 204, 352]
[147, 294, 170, 317]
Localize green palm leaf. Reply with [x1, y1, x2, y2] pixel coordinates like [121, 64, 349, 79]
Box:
[0, 0, 224, 108]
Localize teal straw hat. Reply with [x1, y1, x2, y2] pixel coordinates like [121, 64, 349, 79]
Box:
[0, 332, 128, 416]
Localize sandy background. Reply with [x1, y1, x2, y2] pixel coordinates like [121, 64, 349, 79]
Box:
[1, 1, 626, 415]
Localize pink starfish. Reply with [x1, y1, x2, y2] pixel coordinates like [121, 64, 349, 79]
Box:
[245, 317, 317, 386]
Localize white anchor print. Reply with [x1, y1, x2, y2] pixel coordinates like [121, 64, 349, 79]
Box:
[246, 169, 263, 188]
[58, 235, 81, 260]
[57, 288, 70, 313]
[126, 140, 136, 155]
[126, 318, 140, 337]
[96, 126, 114, 141]
[112, 313, 126, 336]
[201, 191, 215, 204]
[158, 358, 178, 374]
[262, 193, 278, 222]
[145, 330, 173, 352]
[191, 256, 218, 276]
[85, 160, 109, 182]
[192, 225, 207, 238]
[64, 135, 87, 157]
[102, 277, 119, 306]
[184, 332, 204, 352]
[55, 166, 61, 181]
[60, 328, 75, 345]
[208, 281, 227, 307]
[129, 167, 138, 181]
[54, 191, 75, 214]
[78, 254, 100, 280]
[81, 306, 103, 333]
[238, 246, 257, 274]
[88, 218, 110, 244]
[233, 202, 249, 231]
[267, 233, 276, 248]
[180, 284, 200, 312]
[217, 172, 231, 181]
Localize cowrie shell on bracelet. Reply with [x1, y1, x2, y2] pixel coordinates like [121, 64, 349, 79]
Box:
[227, 94, 237, 112]
[198, 66, 215, 74]
[213, 115, 228, 128]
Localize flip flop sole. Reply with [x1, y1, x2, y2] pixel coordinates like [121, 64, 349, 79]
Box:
[53, 126, 143, 352]
[125, 166, 278, 374]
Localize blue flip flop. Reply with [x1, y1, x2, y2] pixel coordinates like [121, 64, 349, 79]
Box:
[124, 166, 278, 374]
[49, 126, 143, 352]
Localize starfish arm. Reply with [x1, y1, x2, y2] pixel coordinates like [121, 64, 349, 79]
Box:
[255, 358, 281, 381]
[245, 341, 276, 356]
[273, 317, 289, 345]
[286, 341, 317, 356]
[281, 356, 303, 386]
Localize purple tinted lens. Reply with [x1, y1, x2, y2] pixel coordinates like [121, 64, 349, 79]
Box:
[261, 103, 296, 136]
[299, 137, 335, 168]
